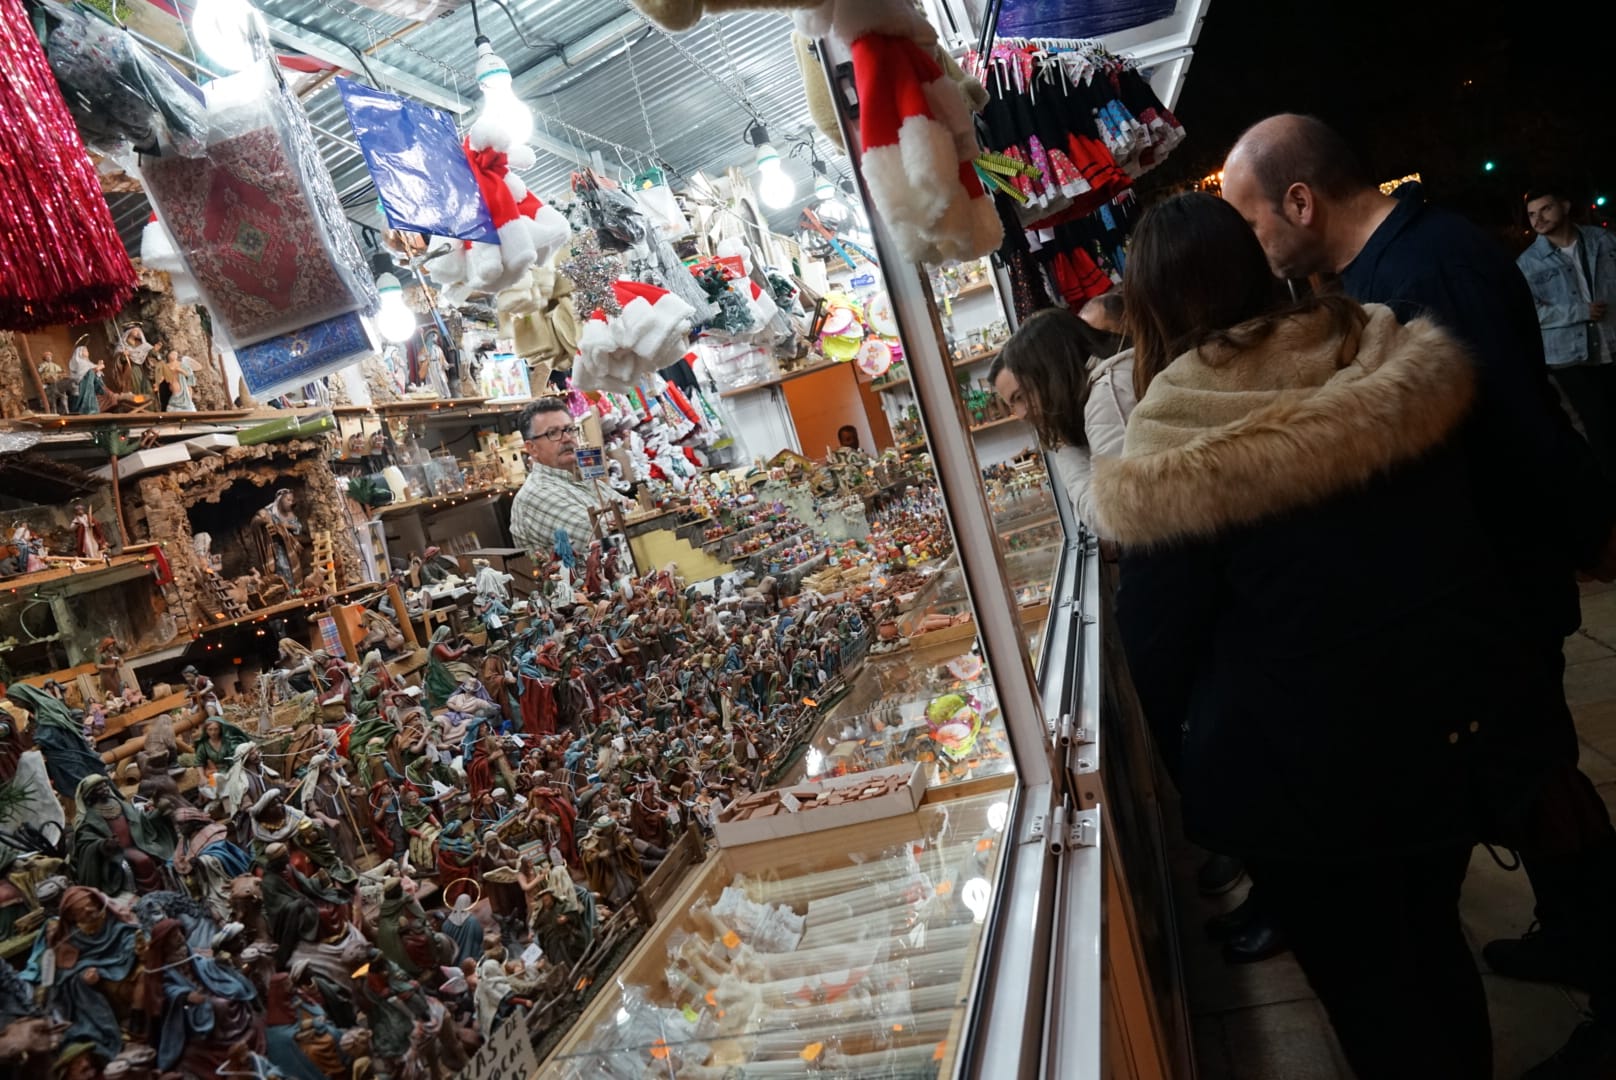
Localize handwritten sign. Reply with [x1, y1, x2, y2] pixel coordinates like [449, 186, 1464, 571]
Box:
[849, 272, 876, 289]
[463, 1005, 539, 1080]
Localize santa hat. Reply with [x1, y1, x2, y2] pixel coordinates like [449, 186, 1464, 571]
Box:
[798, 1, 1000, 263]
[456, 138, 571, 297]
[573, 279, 694, 394]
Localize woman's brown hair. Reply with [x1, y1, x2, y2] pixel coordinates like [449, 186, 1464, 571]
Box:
[992, 307, 1094, 450]
[1124, 192, 1332, 401]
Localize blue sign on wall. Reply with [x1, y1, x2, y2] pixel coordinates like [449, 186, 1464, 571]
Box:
[999, 0, 1176, 39]
[850, 273, 876, 289]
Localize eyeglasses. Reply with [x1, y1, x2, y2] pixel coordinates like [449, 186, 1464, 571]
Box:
[528, 423, 580, 443]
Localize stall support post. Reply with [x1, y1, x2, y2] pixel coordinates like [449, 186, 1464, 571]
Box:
[813, 49, 1053, 792]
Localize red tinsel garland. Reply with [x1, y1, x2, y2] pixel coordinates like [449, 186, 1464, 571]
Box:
[0, 0, 137, 330]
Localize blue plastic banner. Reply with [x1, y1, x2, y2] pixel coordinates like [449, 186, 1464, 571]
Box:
[337, 77, 497, 242]
[999, 0, 1177, 39]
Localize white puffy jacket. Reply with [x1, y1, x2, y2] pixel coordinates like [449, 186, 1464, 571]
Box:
[1049, 349, 1136, 537]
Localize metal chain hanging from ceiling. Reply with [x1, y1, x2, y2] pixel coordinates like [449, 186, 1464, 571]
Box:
[306, 0, 467, 94]
[618, 26, 658, 161]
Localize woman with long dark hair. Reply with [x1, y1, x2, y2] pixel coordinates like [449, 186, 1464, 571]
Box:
[1094, 192, 1541, 1078]
[991, 306, 1135, 533]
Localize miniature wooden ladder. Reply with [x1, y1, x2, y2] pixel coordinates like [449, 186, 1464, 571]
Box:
[311, 530, 335, 588]
[203, 572, 248, 620]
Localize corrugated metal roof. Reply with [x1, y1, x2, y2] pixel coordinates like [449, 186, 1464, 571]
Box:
[109, 1, 840, 254]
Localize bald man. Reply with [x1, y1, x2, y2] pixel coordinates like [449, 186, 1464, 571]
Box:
[1226, 114, 1616, 1079]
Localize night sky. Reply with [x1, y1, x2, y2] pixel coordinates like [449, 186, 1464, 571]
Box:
[1144, 0, 1615, 244]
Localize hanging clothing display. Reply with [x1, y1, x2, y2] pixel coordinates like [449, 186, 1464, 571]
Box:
[970, 37, 1176, 317]
[0, 0, 137, 329]
[44, 5, 207, 159]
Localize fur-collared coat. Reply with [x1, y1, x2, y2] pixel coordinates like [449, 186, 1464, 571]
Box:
[1094, 303, 1545, 858]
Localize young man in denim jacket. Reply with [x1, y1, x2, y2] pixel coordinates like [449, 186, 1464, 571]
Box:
[1520, 185, 1616, 482]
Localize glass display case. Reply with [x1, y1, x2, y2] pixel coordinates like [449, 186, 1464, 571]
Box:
[549, 792, 1015, 1079]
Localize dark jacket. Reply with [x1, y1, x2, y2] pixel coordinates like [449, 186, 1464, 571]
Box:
[1339, 183, 1613, 639]
[1094, 305, 1541, 859]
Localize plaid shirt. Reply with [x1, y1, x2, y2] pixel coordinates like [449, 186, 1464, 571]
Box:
[510, 462, 603, 559]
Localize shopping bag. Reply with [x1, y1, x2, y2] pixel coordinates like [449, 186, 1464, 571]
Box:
[338, 76, 497, 242]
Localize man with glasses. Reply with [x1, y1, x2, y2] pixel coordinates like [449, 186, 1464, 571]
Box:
[510, 398, 608, 561]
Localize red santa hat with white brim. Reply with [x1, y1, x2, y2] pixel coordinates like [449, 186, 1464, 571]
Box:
[796, 0, 1001, 264]
[574, 279, 695, 393]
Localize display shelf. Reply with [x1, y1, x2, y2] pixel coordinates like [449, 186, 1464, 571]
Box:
[717, 357, 844, 399]
[874, 352, 1000, 397]
[372, 484, 520, 521]
[24, 408, 255, 428]
[331, 396, 561, 422]
[188, 582, 381, 640]
[949, 280, 997, 301]
[333, 396, 491, 416]
[969, 415, 1023, 434]
[0, 551, 157, 599]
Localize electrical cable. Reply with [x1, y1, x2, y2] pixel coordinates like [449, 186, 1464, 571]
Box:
[487, 0, 562, 53]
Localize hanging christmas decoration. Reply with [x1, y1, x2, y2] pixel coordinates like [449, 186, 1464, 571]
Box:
[795, 0, 1002, 263]
[560, 229, 623, 320]
[573, 278, 696, 394]
[0, 0, 137, 329]
[694, 265, 756, 336]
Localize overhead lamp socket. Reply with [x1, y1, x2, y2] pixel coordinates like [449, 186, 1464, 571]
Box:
[746, 120, 771, 149]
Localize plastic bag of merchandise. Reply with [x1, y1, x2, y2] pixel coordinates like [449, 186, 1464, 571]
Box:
[337, 77, 496, 242]
[139, 59, 378, 397]
[46, 6, 206, 157]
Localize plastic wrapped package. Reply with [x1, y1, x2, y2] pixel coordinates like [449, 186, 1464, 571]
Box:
[46, 7, 206, 157]
[428, 454, 465, 494]
[233, 312, 374, 401]
[696, 339, 776, 392]
[139, 60, 375, 350]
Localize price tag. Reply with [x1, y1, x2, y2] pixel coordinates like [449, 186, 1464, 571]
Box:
[575, 446, 606, 478]
[801, 1043, 824, 1062]
[705, 989, 718, 1006]
[722, 929, 741, 949]
[934, 1042, 948, 1062]
[650, 1038, 670, 1061]
[682, 1005, 700, 1023]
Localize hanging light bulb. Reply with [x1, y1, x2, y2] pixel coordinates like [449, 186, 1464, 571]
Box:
[813, 171, 851, 227]
[755, 142, 796, 209]
[474, 36, 533, 146]
[374, 274, 417, 344]
[191, 0, 262, 73]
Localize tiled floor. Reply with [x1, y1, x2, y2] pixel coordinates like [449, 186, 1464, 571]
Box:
[1180, 581, 1616, 1079]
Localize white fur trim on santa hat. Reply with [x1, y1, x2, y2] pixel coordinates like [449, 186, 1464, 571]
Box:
[617, 293, 694, 367]
[529, 204, 571, 268]
[507, 144, 537, 172]
[860, 113, 956, 253]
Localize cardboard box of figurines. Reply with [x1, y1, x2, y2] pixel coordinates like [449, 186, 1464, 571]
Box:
[713, 763, 928, 848]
